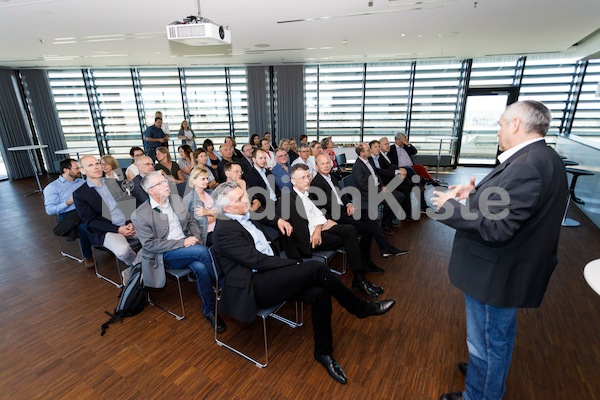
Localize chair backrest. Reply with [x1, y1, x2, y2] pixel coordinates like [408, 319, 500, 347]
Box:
[341, 174, 357, 188]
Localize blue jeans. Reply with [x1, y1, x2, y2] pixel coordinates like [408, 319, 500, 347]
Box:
[162, 244, 215, 316]
[58, 211, 93, 258]
[463, 294, 518, 400]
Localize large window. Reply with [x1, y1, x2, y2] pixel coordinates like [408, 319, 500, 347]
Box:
[47, 70, 97, 151]
[571, 59, 600, 137]
[519, 57, 579, 144]
[306, 64, 364, 142]
[363, 62, 412, 142]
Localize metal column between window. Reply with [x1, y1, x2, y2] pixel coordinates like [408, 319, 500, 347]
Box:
[130, 68, 146, 142]
[404, 61, 416, 137]
[561, 60, 588, 135]
[224, 67, 235, 137]
[82, 69, 106, 156]
[359, 63, 367, 141]
[451, 59, 473, 168]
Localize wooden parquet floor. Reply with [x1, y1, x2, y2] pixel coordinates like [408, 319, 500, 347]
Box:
[1, 168, 599, 399]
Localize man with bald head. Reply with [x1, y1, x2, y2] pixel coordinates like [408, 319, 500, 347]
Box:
[73, 155, 138, 273]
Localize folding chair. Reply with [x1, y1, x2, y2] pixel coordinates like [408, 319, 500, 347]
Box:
[55, 215, 84, 263]
[209, 248, 303, 368]
[309, 249, 347, 276]
[148, 267, 193, 320]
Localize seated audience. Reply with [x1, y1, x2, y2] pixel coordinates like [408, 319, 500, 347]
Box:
[369, 140, 413, 218]
[203, 139, 221, 171]
[288, 138, 299, 163]
[130, 156, 155, 207]
[263, 131, 276, 151]
[223, 161, 261, 212]
[211, 181, 395, 384]
[271, 147, 293, 191]
[280, 164, 384, 298]
[132, 171, 223, 332]
[244, 148, 280, 211]
[217, 143, 235, 183]
[43, 158, 94, 267]
[192, 148, 218, 189]
[155, 147, 185, 184]
[225, 136, 243, 159]
[101, 155, 124, 180]
[125, 147, 144, 180]
[291, 143, 315, 176]
[352, 143, 405, 234]
[249, 133, 260, 149]
[177, 144, 195, 180]
[183, 167, 217, 247]
[238, 143, 254, 176]
[306, 141, 322, 176]
[73, 156, 138, 274]
[260, 138, 276, 169]
[310, 153, 408, 262]
[388, 132, 434, 182]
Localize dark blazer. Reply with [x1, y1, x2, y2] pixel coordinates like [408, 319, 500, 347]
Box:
[238, 157, 253, 177]
[352, 157, 383, 199]
[212, 217, 297, 323]
[73, 178, 136, 247]
[388, 144, 417, 167]
[217, 158, 234, 183]
[442, 140, 567, 308]
[369, 154, 398, 186]
[130, 175, 148, 208]
[244, 166, 280, 209]
[309, 173, 352, 220]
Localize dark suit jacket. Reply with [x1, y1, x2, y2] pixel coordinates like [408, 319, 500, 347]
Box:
[212, 217, 297, 323]
[369, 154, 398, 186]
[239, 157, 253, 177]
[441, 140, 567, 308]
[73, 178, 136, 247]
[388, 144, 417, 167]
[217, 158, 234, 183]
[130, 175, 148, 208]
[244, 166, 280, 209]
[310, 173, 352, 220]
[352, 157, 383, 199]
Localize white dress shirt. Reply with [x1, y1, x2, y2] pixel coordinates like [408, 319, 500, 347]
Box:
[150, 198, 186, 241]
[294, 188, 327, 237]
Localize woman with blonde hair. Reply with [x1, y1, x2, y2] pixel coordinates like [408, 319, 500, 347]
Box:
[183, 167, 217, 247]
[192, 148, 218, 189]
[155, 147, 185, 183]
[101, 155, 124, 180]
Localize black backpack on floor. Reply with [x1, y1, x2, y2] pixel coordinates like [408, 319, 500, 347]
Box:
[101, 264, 147, 336]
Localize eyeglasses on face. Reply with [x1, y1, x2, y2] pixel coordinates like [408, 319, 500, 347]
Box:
[150, 180, 168, 189]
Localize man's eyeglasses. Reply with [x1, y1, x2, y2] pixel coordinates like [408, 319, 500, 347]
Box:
[149, 180, 168, 189]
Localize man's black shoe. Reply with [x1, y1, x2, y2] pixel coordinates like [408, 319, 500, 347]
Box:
[439, 392, 464, 400]
[315, 354, 347, 384]
[365, 280, 384, 294]
[355, 299, 395, 319]
[458, 361, 468, 376]
[205, 312, 226, 333]
[382, 226, 394, 235]
[380, 248, 409, 258]
[367, 263, 385, 274]
[352, 280, 379, 298]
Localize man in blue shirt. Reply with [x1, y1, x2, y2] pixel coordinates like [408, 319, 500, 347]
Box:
[144, 117, 168, 162]
[43, 158, 94, 267]
[271, 147, 293, 192]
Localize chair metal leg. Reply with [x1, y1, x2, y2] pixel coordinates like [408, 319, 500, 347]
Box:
[58, 235, 84, 263]
[215, 301, 303, 368]
[561, 195, 580, 228]
[148, 274, 187, 320]
[92, 246, 125, 288]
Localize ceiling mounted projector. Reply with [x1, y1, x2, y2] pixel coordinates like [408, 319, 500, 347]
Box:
[167, 16, 231, 46]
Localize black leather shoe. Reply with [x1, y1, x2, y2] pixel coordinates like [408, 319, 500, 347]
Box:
[367, 263, 385, 274]
[380, 248, 409, 258]
[205, 313, 227, 333]
[382, 226, 394, 235]
[352, 280, 379, 298]
[458, 361, 468, 376]
[439, 392, 464, 400]
[365, 280, 384, 294]
[355, 299, 395, 319]
[315, 354, 347, 384]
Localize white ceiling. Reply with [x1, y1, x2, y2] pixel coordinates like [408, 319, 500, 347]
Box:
[1, 0, 600, 69]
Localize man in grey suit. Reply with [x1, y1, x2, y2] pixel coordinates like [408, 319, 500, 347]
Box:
[432, 101, 568, 400]
[131, 171, 225, 333]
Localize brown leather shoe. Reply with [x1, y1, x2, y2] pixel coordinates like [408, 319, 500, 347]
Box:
[84, 257, 95, 268]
